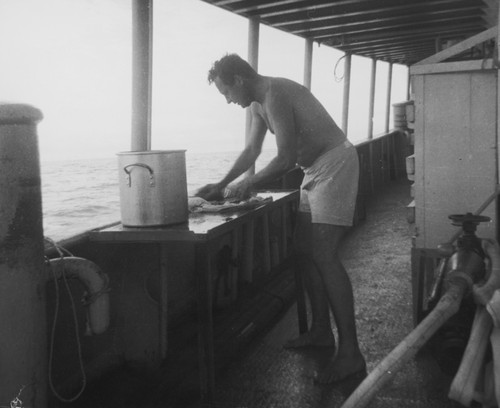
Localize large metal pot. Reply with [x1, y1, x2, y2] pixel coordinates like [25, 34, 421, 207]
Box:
[117, 150, 188, 227]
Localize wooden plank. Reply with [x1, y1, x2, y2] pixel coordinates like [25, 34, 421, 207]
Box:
[414, 26, 498, 66]
[410, 59, 496, 76]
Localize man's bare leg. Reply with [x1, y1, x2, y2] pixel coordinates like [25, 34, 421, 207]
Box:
[284, 212, 336, 348]
[312, 223, 365, 383]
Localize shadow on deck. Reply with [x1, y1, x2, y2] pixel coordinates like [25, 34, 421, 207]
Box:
[57, 179, 461, 408]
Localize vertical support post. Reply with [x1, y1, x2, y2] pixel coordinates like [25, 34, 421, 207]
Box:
[385, 63, 393, 133]
[496, 6, 500, 187]
[384, 63, 394, 182]
[262, 213, 271, 274]
[0, 103, 47, 408]
[367, 59, 377, 193]
[230, 228, 239, 301]
[406, 66, 411, 101]
[342, 53, 352, 136]
[159, 244, 168, 359]
[367, 58, 377, 139]
[245, 18, 260, 177]
[280, 204, 288, 260]
[195, 242, 215, 403]
[242, 220, 255, 282]
[303, 38, 313, 90]
[131, 0, 153, 152]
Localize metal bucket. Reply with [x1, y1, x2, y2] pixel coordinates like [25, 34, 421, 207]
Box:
[117, 150, 188, 227]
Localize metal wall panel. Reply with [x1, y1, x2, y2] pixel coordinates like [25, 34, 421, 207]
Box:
[414, 70, 497, 248]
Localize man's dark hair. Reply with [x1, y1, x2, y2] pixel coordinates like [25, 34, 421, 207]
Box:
[208, 54, 258, 86]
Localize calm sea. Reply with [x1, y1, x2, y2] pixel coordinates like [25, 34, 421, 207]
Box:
[41, 150, 276, 241]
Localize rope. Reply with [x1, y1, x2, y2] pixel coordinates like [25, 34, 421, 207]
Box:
[44, 237, 87, 403]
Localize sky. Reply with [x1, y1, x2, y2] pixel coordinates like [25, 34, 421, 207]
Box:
[0, 0, 408, 162]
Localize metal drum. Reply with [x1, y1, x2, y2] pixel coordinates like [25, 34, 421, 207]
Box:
[117, 150, 188, 227]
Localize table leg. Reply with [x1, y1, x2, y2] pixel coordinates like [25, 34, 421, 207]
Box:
[159, 244, 168, 359]
[293, 247, 308, 334]
[231, 228, 239, 302]
[242, 220, 254, 283]
[262, 212, 271, 275]
[281, 204, 288, 260]
[195, 242, 215, 403]
[286, 201, 308, 334]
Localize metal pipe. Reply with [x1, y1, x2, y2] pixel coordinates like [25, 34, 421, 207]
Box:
[385, 63, 393, 133]
[342, 53, 352, 136]
[367, 58, 376, 139]
[303, 38, 313, 90]
[342, 214, 488, 408]
[0, 103, 46, 408]
[245, 18, 259, 176]
[131, 0, 153, 151]
[406, 66, 411, 100]
[496, 4, 500, 185]
[342, 281, 468, 408]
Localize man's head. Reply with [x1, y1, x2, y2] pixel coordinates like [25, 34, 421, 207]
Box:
[208, 54, 258, 108]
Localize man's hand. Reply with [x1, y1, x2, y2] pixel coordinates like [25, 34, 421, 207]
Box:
[195, 183, 224, 201]
[228, 178, 253, 200]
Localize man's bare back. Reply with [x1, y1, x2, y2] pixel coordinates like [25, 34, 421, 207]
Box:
[254, 77, 346, 167]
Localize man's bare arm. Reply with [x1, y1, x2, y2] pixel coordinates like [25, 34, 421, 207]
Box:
[245, 91, 297, 189]
[217, 105, 268, 187]
[196, 105, 268, 200]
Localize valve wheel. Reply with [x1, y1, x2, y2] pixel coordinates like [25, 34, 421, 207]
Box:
[448, 213, 490, 227]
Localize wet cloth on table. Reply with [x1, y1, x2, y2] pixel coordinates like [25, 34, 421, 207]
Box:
[299, 140, 359, 226]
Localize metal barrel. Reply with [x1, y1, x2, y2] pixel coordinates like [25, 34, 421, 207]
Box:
[0, 103, 46, 408]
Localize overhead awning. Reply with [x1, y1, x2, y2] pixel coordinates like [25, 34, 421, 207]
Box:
[201, 0, 497, 65]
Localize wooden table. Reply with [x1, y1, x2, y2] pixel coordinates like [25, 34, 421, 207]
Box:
[89, 190, 299, 402]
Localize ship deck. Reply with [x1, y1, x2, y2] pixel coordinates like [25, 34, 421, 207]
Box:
[57, 179, 460, 408]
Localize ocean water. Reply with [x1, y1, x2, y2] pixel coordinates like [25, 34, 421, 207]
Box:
[41, 150, 276, 241]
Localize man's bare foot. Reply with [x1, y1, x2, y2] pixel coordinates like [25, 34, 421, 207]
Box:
[283, 330, 336, 349]
[315, 353, 366, 384]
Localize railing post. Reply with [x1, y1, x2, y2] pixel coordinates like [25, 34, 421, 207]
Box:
[367, 58, 377, 139]
[131, 0, 153, 151]
[385, 62, 393, 134]
[342, 53, 352, 136]
[368, 59, 377, 192]
[303, 38, 313, 90]
[0, 103, 47, 408]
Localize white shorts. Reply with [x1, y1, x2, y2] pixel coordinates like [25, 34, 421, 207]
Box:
[299, 140, 359, 226]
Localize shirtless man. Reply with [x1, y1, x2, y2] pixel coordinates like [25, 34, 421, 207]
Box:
[196, 54, 366, 384]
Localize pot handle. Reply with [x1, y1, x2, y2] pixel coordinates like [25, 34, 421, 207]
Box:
[123, 163, 155, 187]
